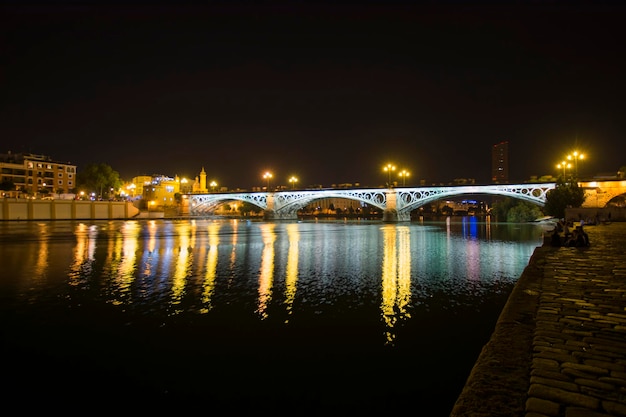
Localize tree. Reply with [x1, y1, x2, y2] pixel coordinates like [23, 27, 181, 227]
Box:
[490, 197, 516, 222]
[543, 180, 586, 219]
[491, 197, 543, 222]
[0, 179, 15, 192]
[76, 163, 122, 199]
[506, 201, 544, 223]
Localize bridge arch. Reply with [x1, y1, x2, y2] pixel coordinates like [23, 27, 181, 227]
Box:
[580, 180, 626, 208]
[188, 192, 268, 215]
[396, 184, 555, 215]
[272, 189, 386, 218]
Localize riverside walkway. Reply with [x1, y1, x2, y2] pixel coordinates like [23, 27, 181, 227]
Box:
[451, 221, 626, 417]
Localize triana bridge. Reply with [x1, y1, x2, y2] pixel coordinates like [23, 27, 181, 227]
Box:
[185, 183, 558, 222]
[184, 179, 626, 222]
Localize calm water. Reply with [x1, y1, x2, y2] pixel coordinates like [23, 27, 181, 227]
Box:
[0, 217, 547, 415]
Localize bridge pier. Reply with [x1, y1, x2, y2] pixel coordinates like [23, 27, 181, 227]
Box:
[383, 190, 411, 222]
[383, 208, 411, 222]
[263, 210, 298, 221]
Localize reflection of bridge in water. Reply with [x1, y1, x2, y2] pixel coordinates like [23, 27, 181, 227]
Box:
[187, 183, 560, 222]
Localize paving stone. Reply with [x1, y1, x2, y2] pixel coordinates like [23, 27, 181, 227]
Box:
[526, 397, 560, 416]
[451, 223, 626, 417]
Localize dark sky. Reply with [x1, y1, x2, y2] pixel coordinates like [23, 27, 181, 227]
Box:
[2, 1, 625, 189]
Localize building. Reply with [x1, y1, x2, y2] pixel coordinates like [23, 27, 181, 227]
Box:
[491, 141, 509, 183]
[142, 174, 181, 208]
[0, 151, 77, 197]
[120, 175, 153, 200]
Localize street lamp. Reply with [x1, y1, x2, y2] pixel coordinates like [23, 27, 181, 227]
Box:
[289, 176, 298, 190]
[263, 172, 273, 191]
[567, 151, 584, 178]
[556, 161, 571, 178]
[210, 181, 217, 192]
[383, 164, 395, 187]
[398, 169, 410, 186]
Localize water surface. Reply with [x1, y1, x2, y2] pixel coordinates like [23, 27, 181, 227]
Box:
[0, 217, 546, 415]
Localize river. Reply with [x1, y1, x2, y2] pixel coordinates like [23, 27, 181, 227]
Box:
[0, 217, 548, 415]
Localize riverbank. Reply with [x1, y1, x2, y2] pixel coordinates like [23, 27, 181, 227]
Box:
[450, 221, 626, 417]
[0, 198, 139, 220]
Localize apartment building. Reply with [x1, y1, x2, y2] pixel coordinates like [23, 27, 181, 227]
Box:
[0, 151, 77, 197]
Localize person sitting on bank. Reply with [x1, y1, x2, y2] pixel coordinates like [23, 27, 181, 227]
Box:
[577, 225, 590, 247]
[550, 228, 562, 247]
[565, 227, 590, 248]
[560, 219, 571, 238]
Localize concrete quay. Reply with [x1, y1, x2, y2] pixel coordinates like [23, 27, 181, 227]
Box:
[451, 221, 626, 417]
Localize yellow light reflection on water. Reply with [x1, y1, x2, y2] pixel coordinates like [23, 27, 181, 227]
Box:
[69, 223, 98, 283]
[284, 223, 300, 321]
[171, 222, 194, 307]
[380, 225, 412, 346]
[33, 223, 48, 279]
[201, 221, 221, 313]
[257, 223, 276, 319]
[108, 221, 140, 305]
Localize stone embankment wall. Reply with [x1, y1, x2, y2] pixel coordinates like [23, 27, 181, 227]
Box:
[565, 207, 625, 222]
[0, 199, 140, 220]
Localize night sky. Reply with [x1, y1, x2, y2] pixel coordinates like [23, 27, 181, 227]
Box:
[2, 2, 625, 189]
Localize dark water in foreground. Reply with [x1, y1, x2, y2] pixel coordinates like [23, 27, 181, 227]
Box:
[0, 217, 547, 415]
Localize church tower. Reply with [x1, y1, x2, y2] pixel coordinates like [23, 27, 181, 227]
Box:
[199, 167, 208, 192]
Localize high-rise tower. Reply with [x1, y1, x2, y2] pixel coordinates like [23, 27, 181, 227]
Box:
[491, 141, 509, 183]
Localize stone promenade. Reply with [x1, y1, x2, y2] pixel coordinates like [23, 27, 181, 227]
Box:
[451, 221, 626, 417]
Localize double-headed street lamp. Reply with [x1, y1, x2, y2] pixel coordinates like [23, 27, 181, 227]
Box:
[567, 151, 584, 178]
[556, 161, 571, 178]
[398, 169, 410, 186]
[263, 172, 273, 191]
[383, 163, 396, 187]
[289, 176, 298, 190]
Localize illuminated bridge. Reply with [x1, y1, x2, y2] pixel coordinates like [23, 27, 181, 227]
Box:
[186, 183, 557, 222]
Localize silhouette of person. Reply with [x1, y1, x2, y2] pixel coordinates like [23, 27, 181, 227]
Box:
[550, 228, 562, 247]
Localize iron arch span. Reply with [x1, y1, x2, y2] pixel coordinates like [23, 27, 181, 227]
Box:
[186, 183, 556, 222]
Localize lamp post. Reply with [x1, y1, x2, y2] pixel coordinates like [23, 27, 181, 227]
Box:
[567, 151, 584, 179]
[263, 172, 273, 191]
[210, 181, 217, 192]
[398, 169, 410, 186]
[289, 176, 298, 190]
[384, 163, 395, 187]
[557, 161, 571, 179]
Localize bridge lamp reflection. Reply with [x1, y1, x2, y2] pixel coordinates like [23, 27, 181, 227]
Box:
[384, 164, 396, 187]
[399, 170, 410, 187]
[263, 172, 273, 191]
[289, 176, 298, 190]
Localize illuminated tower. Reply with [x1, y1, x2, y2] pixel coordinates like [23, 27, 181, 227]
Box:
[199, 167, 208, 192]
[491, 141, 509, 183]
